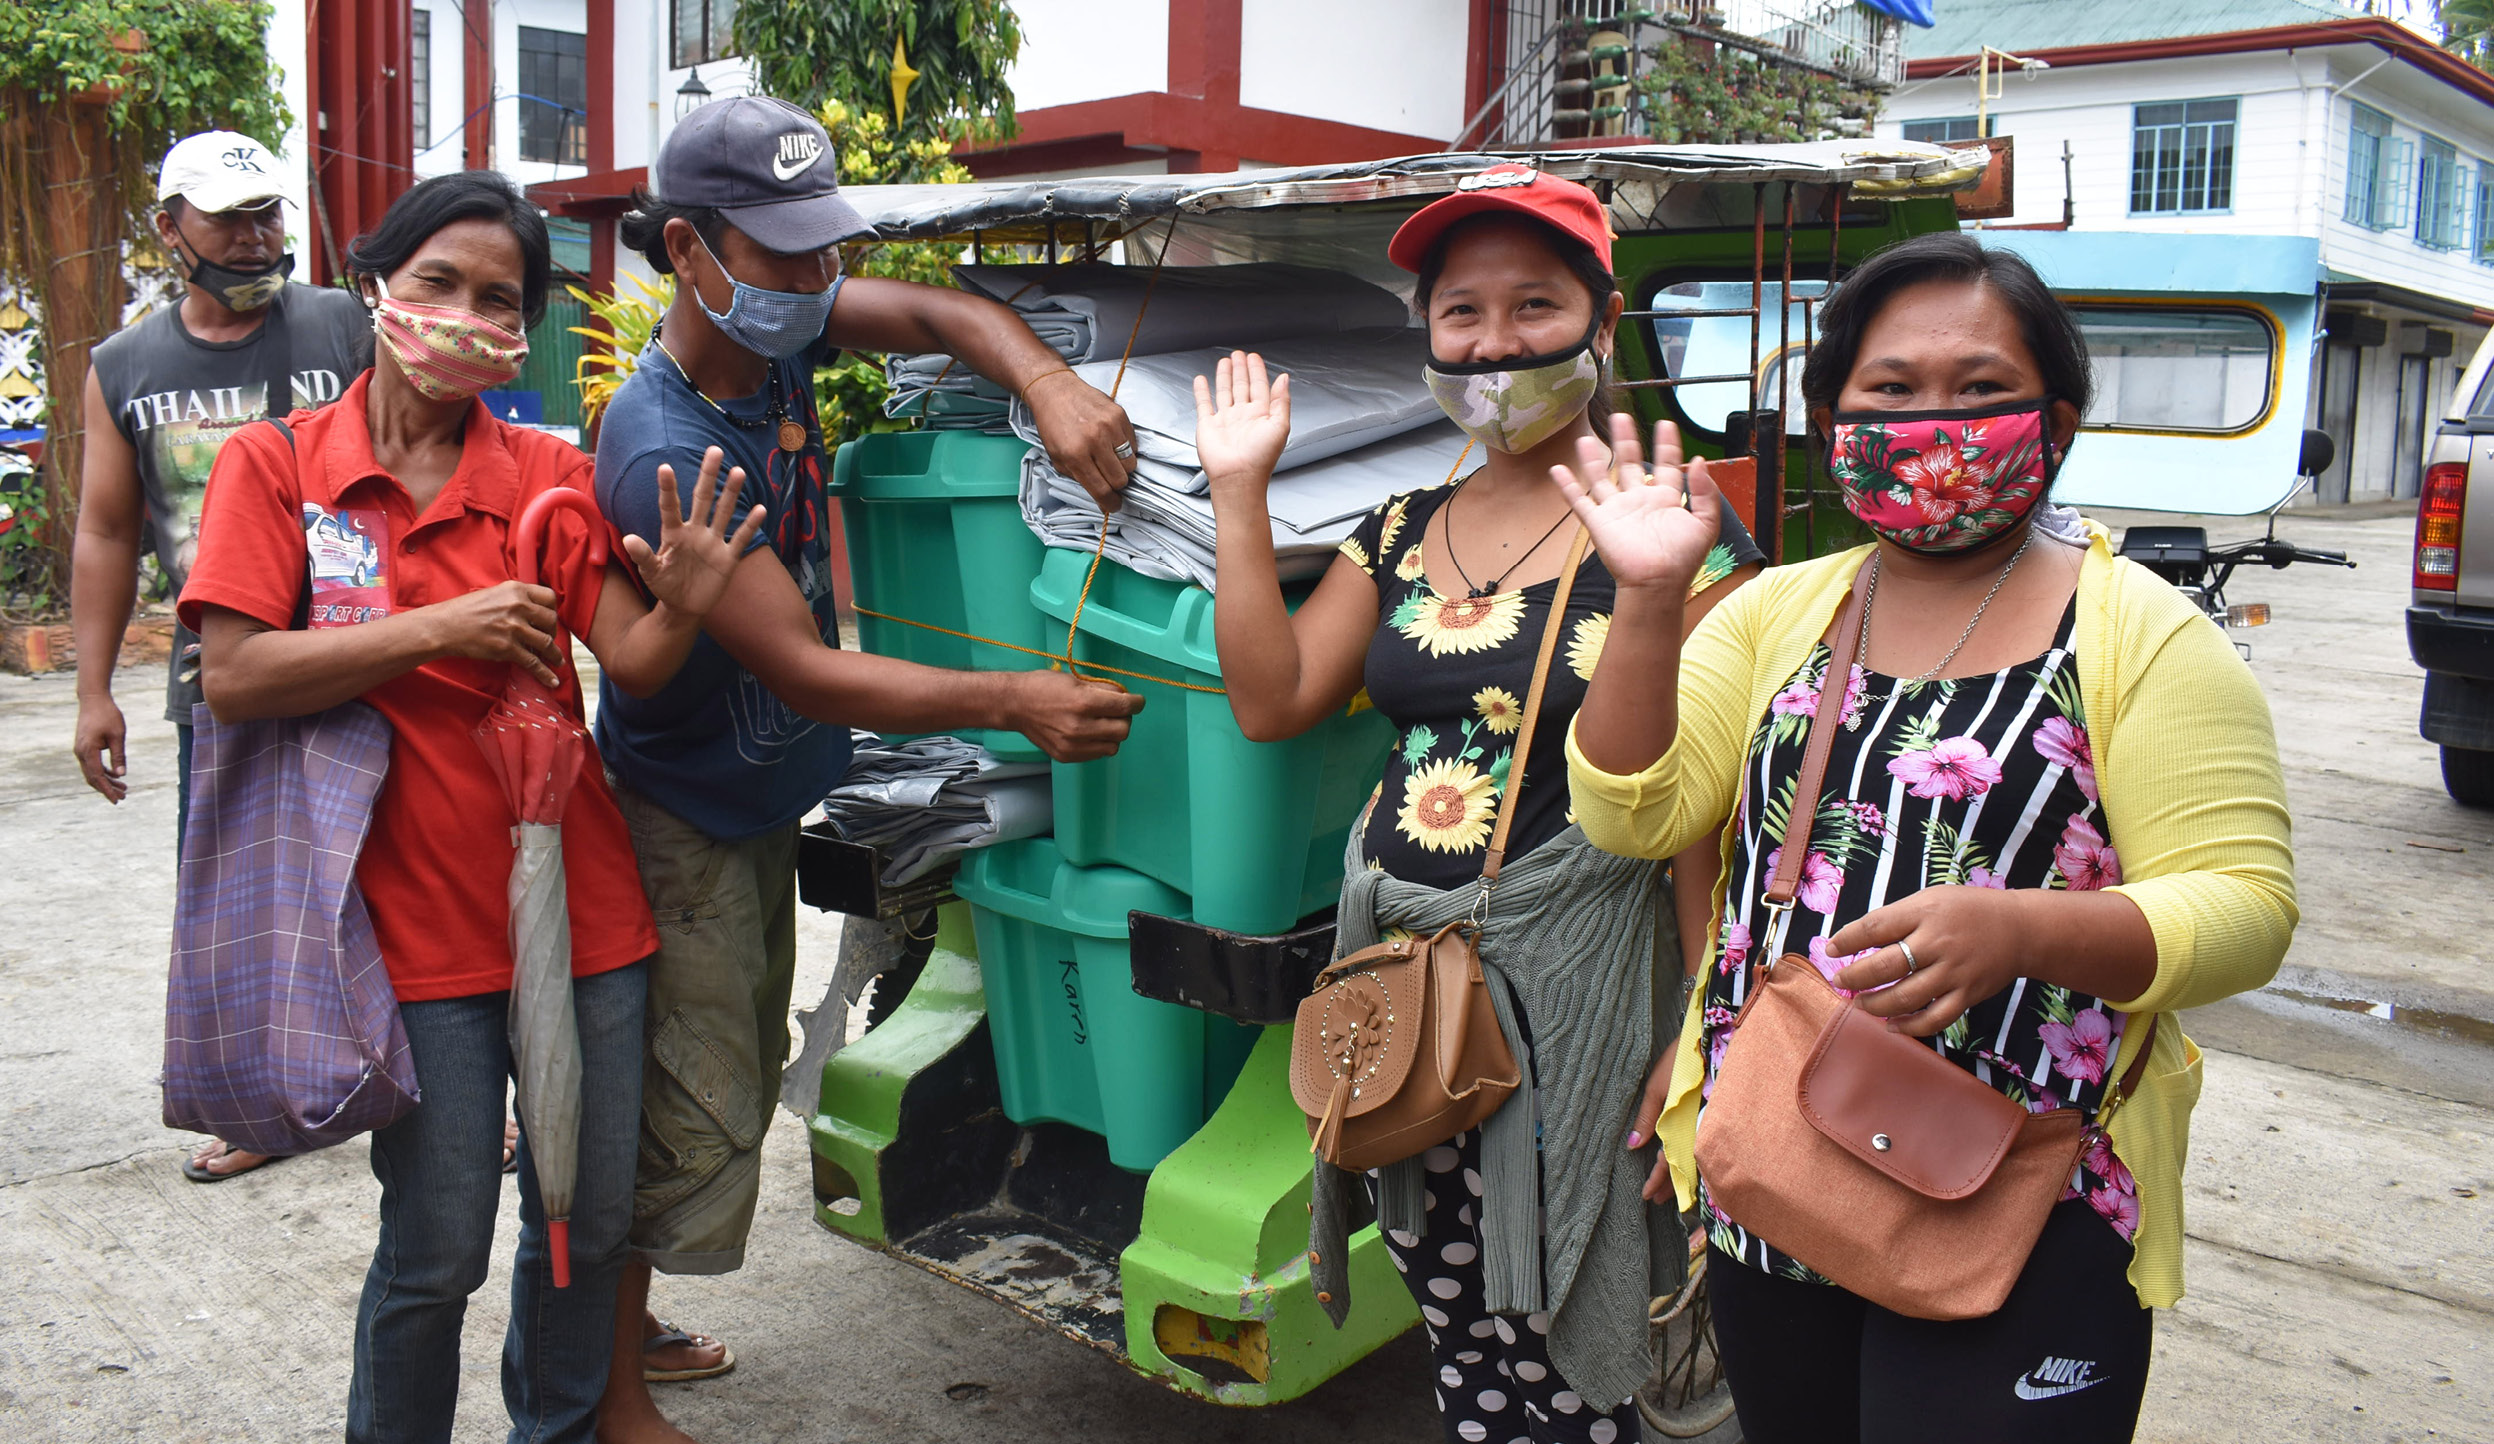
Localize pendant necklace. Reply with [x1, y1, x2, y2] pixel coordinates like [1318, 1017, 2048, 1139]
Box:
[1444, 470, 1575, 599]
[653, 331, 807, 454]
[1848, 529, 2035, 729]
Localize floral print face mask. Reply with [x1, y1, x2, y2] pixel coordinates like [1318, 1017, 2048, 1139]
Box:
[1423, 317, 1605, 454]
[372, 278, 529, 402]
[1825, 397, 2058, 555]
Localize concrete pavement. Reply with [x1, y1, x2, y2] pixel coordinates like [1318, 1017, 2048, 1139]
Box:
[1, 509, 2487, 1442]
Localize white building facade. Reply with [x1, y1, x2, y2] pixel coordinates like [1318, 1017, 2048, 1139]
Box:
[1881, 15, 2494, 504]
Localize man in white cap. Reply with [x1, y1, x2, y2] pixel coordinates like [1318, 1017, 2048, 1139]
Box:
[71, 129, 372, 1182]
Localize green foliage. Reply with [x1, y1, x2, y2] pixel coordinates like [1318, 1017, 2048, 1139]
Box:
[810, 98, 981, 447]
[568, 273, 672, 429]
[734, 0, 1023, 149]
[2446, 0, 2494, 71]
[1634, 35, 1878, 145]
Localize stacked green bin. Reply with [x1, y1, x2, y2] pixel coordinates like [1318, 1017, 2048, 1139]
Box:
[1028, 548, 1395, 935]
[828, 431, 1051, 761]
[953, 836, 1262, 1173]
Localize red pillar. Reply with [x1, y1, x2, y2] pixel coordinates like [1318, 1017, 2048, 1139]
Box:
[586, 0, 615, 295]
[464, 0, 496, 171]
[1165, 0, 1242, 171]
[309, 0, 415, 282]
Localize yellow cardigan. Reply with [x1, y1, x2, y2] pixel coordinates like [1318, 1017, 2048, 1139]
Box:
[1565, 524, 2297, 1308]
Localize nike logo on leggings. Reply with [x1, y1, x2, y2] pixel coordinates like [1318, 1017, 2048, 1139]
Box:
[2015, 1356, 2108, 1401]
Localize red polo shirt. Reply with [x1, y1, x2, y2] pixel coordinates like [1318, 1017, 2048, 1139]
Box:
[181, 373, 658, 1002]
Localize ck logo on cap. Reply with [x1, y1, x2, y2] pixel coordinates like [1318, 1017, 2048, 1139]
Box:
[222, 146, 268, 174]
[772, 131, 824, 182]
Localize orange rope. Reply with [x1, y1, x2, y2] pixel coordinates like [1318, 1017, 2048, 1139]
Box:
[1061, 212, 1183, 687]
[852, 604, 1227, 694]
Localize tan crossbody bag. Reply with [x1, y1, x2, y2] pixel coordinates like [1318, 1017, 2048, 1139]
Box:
[1694, 555, 2156, 1320]
[1288, 527, 1593, 1174]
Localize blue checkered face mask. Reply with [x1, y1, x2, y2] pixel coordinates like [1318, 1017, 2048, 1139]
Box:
[694, 231, 841, 359]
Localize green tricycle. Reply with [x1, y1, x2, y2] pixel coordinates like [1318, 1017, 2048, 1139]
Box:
[796, 141, 1983, 1427]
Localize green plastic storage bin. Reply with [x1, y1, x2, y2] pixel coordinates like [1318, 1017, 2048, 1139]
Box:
[829, 430, 1050, 761]
[954, 837, 1261, 1173]
[1028, 549, 1395, 935]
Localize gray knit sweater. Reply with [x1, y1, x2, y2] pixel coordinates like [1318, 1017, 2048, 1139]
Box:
[1309, 825, 1667, 1410]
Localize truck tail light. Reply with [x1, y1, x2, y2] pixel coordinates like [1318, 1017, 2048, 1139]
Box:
[2416, 462, 2466, 590]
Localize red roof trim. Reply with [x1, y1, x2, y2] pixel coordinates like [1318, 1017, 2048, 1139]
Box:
[1906, 17, 2494, 112]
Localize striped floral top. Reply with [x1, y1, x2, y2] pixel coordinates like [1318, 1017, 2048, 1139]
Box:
[1697, 602, 2142, 1281]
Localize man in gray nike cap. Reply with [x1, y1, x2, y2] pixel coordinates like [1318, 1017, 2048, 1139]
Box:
[589, 95, 1143, 1443]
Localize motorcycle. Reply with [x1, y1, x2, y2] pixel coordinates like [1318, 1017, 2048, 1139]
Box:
[2116, 428, 2356, 653]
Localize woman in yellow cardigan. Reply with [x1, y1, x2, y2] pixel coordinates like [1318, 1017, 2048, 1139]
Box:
[1559, 232, 2295, 1442]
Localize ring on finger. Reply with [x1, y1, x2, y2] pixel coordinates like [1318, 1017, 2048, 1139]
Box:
[1898, 940, 1921, 978]
[1113, 441, 1135, 460]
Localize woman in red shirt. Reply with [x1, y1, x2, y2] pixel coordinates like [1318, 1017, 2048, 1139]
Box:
[180, 171, 757, 1444]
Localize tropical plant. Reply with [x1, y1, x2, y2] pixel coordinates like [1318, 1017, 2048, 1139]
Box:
[0, 0, 290, 612]
[567, 272, 673, 430]
[733, 0, 1022, 150]
[1634, 34, 1879, 145]
[2445, 0, 2494, 70]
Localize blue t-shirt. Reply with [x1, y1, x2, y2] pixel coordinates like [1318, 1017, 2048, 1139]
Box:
[593, 313, 850, 842]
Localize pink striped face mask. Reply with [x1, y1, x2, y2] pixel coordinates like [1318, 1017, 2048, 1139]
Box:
[372, 278, 528, 401]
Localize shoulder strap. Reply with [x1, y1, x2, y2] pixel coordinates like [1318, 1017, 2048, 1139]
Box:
[259, 287, 295, 424]
[1765, 554, 1876, 907]
[1480, 525, 1594, 885]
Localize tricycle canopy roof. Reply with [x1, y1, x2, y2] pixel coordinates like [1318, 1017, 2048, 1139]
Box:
[836, 142, 1985, 246]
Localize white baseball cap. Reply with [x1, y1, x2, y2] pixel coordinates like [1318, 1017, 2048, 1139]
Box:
[157, 131, 288, 213]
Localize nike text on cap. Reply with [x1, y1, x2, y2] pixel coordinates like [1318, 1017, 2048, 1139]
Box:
[654, 95, 874, 255]
[158, 131, 288, 214]
[1387, 163, 1615, 273]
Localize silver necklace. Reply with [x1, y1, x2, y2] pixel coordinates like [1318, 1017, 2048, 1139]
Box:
[1848, 530, 2034, 726]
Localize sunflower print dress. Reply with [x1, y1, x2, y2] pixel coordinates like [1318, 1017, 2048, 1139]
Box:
[1342, 480, 1764, 890]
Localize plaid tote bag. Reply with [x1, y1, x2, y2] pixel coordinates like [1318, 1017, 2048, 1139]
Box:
[161, 693, 418, 1154]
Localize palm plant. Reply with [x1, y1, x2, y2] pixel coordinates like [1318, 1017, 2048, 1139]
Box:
[567, 272, 674, 430]
[2445, 0, 2494, 69]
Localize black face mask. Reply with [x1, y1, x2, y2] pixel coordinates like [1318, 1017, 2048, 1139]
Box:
[174, 230, 292, 312]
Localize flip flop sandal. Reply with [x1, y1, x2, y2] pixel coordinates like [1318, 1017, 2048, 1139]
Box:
[502, 1120, 520, 1175]
[643, 1322, 736, 1383]
[181, 1143, 278, 1184]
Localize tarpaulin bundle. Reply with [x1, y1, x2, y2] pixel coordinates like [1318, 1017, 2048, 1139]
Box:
[817, 732, 1053, 884]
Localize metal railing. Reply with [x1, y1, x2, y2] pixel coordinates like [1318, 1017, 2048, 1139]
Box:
[1452, 1, 1903, 149]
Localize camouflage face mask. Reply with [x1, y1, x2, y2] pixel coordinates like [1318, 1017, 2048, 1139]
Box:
[1424, 317, 1605, 454]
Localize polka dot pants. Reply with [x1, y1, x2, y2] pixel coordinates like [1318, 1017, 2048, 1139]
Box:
[1369, 1128, 1643, 1444]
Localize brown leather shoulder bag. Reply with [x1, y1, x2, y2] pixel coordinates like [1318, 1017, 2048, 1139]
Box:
[1288, 528, 1592, 1174]
[1693, 556, 2156, 1320]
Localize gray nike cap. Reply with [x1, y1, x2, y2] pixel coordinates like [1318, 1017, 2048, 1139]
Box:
[653, 95, 873, 254]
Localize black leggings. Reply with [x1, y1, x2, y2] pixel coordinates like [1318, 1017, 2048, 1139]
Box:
[1707, 1200, 2154, 1443]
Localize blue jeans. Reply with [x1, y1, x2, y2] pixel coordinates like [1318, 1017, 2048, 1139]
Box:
[347, 961, 647, 1444]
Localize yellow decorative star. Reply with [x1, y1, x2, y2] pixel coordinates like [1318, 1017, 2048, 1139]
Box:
[891, 35, 920, 124]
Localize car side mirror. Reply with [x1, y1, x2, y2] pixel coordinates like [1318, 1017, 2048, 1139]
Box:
[2298, 428, 2336, 479]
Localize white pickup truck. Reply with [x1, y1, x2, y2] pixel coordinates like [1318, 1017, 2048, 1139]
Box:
[2413, 331, 2494, 806]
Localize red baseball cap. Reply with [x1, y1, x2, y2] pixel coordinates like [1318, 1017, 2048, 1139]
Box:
[1388, 164, 1614, 273]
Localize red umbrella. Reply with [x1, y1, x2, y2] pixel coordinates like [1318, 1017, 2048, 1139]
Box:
[477, 486, 609, 1287]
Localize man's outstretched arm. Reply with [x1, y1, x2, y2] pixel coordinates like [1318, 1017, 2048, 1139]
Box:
[828, 276, 1136, 508]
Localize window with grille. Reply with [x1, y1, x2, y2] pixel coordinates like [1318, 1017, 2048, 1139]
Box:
[2477, 165, 2494, 265]
[671, 0, 739, 69]
[411, 10, 430, 149]
[1902, 116, 1983, 144]
[2345, 104, 2392, 229]
[518, 27, 587, 166]
[2129, 98, 2237, 215]
[2416, 135, 2464, 250]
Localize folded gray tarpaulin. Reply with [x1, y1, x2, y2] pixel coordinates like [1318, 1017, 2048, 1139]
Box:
[1009, 327, 1440, 488]
[884, 263, 1406, 427]
[1022, 419, 1472, 592]
[818, 732, 1052, 885]
[956, 262, 1406, 362]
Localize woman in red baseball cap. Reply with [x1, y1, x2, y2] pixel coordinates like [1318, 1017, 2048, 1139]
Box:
[1195, 165, 1766, 1439]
